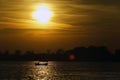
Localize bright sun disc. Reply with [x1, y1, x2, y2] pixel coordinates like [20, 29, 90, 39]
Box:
[32, 4, 53, 24]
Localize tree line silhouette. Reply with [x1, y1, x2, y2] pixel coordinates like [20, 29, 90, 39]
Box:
[0, 46, 120, 61]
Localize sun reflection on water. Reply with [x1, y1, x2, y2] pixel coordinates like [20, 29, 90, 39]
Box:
[25, 61, 57, 80]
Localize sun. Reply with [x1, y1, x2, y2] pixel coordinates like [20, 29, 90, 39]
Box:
[32, 4, 53, 24]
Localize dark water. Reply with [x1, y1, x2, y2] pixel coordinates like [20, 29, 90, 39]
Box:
[0, 61, 120, 80]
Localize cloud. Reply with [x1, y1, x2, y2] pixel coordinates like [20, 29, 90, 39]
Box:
[0, 0, 120, 32]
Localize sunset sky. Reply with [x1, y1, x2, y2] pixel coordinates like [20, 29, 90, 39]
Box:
[0, 0, 120, 52]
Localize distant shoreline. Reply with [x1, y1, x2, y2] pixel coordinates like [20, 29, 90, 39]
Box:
[0, 46, 120, 61]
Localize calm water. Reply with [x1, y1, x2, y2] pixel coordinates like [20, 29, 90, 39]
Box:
[0, 61, 120, 80]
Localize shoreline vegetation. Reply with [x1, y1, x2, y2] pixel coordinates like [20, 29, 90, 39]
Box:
[0, 46, 120, 61]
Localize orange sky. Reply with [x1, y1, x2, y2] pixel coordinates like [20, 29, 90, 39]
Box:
[0, 0, 120, 52]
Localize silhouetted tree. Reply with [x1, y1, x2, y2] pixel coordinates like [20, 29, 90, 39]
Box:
[115, 49, 120, 61]
[15, 50, 22, 56]
[0, 46, 118, 61]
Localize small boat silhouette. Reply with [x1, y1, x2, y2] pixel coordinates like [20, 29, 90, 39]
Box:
[35, 61, 48, 66]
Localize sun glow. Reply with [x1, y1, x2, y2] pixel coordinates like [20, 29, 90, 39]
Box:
[32, 4, 53, 24]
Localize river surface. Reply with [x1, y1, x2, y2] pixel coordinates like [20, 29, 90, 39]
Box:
[0, 61, 120, 80]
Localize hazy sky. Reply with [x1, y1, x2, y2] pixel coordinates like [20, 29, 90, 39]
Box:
[0, 0, 120, 52]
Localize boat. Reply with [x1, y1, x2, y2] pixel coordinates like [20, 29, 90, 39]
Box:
[35, 61, 48, 66]
[35, 56, 48, 66]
